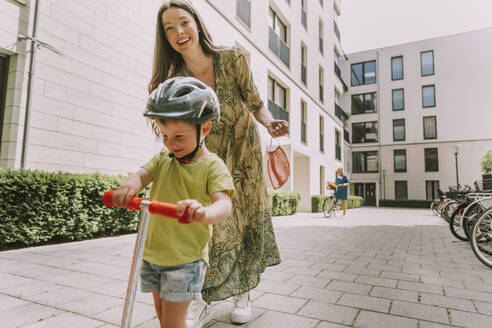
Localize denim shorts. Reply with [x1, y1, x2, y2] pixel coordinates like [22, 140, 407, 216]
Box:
[140, 259, 206, 302]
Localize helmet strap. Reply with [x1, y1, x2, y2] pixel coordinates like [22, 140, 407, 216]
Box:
[169, 124, 203, 164]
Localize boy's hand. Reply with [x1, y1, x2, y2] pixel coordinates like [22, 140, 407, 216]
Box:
[113, 185, 138, 207]
[176, 199, 207, 224]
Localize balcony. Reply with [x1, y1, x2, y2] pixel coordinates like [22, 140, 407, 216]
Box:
[301, 64, 306, 84]
[301, 122, 306, 143]
[344, 129, 350, 143]
[268, 100, 289, 122]
[319, 85, 324, 102]
[335, 145, 341, 160]
[269, 27, 290, 67]
[319, 38, 323, 54]
[236, 0, 251, 27]
[334, 21, 340, 41]
[335, 103, 349, 121]
[320, 134, 324, 152]
[301, 7, 307, 28]
[334, 62, 348, 92]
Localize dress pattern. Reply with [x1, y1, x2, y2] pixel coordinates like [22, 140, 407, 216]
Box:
[172, 48, 281, 302]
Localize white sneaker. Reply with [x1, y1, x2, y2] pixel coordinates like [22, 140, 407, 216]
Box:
[230, 292, 251, 324]
[186, 299, 208, 328]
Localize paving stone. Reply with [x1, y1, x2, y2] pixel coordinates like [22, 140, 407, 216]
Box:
[337, 293, 390, 313]
[253, 293, 307, 313]
[355, 275, 398, 288]
[390, 300, 449, 324]
[419, 276, 464, 289]
[353, 310, 417, 328]
[419, 292, 476, 312]
[464, 281, 492, 293]
[0, 280, 63, 298]
[285, 274, 331, 288]
[255, 279, 300, 295]
[297, 300, 358, 325]
[398, 281, 444, 295]
[317, 270, 357, 282]
[444, 286, 492, 303]
[325, 280, 372, 295]
[247, 310, 318, 328]
[92, 302, 155, 326]
[449, 309, 492, 327]
[316, 322, 350, 328]
[0, 272, 37, 289]
[261, 269, 295, 282]
[380, 271, 420, 282]
[0, 302, 64, 328]
[343, 266, 381, 277]
[21, 312, 106, 327]
[310, 262, 346, 272]
[473, 300, 492, 315]
[418, 321, 461, 328]
[291, 286, 341, 304]
[366, 262, 402, 273]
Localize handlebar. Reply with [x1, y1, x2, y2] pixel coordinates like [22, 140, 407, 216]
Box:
[103, 190, 189, 223]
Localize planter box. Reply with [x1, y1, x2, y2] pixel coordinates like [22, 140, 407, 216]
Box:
[483, 174, 492, 191]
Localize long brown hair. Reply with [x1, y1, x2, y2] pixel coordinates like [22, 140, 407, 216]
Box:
[148, 0, 222, 93]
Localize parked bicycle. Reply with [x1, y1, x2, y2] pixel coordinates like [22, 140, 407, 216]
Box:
[323, 183, 341, 218]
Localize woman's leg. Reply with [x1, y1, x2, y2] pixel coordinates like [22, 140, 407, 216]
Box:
[162, 300, 191, 328]
[342, 200, 347, 215]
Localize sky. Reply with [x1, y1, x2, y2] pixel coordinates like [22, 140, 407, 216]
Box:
[338, 0, 492, 54]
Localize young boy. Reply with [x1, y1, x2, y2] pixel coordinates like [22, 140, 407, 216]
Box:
[112, 77, 234, 328]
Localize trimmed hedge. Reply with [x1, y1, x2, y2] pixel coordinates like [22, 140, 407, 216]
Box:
[267, 189, 301, 216]
[0, 169, 148, 250]
[311, 195, 364, 213]
[379, 199, 431, 208]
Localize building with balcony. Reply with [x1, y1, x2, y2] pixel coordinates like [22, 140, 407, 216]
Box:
[340, 28, 492, 205]
[0, 0, 349, 212]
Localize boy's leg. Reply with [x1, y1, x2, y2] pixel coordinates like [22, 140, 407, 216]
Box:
[152, 292, 164, 328]
[162, 300, 191, 328]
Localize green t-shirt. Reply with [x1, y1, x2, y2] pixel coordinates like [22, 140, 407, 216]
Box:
[141, 151, 234, 266]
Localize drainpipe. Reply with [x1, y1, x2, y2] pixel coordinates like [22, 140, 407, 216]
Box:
[376, 51, 382, 207]
[20, 0, 41, 169]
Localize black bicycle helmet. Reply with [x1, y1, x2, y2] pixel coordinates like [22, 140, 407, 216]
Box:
[144, 76, 220, 123]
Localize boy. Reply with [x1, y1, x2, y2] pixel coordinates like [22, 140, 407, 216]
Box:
[113, 77, 234, 328]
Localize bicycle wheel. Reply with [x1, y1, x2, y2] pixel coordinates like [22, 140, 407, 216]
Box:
[441, 201, 458, 223]
[470, 207, 492, 269]
[449, 208, 468, 241]
[323, 197, 334, 218]
[431, 200, 440, 216]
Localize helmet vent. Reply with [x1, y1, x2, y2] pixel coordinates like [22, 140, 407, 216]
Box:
[174, 87, 193, 98]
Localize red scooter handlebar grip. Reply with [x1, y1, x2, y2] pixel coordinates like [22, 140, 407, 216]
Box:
[148, 201, 190, 224]
[102, 190, 143, 211]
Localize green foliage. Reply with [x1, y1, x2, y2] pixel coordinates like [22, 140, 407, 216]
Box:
[379, 200, 430, 208]
[311, 195, 364, 212]
[0, 169, 149, 250]
[479, 150, 492, 175]
[267, 189, 301, 216]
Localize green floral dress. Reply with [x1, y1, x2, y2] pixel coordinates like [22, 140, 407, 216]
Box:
[172, 48, 281, 302]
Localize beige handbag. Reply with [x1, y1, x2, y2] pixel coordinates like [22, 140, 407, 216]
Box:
[266, 140, 290, 190]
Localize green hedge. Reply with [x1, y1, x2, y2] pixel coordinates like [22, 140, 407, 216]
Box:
[267, 189, 301, 216]
[379, 199, 431, 208]
[0, 169, 148, 250]
[311, 195, 364, 213]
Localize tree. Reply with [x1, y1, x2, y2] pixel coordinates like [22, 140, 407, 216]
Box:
[480, 150, 492, 175]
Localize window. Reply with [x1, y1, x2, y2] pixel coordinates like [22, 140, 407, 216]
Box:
[319, 0, 323, 7]
[319, 66, 324, 102]
[236, 0, 251, 27]
[351, 60, 376, 86]
[319, 20, 324, 54]
[320, 166, 325, 195]
[335, 129, 341, 160]
[352, 151, 378, 173]
[0, 55, 9, 149]
[421, 50, 434, 76]
[352, 121, 378, 144]
[334, 21, 340, 41]
[301, 100, 307, 144]
[351, 92, 376, 114]
[301, 0, 307, 28]
[394, 149, 407, 172]
[424, 148, 439, 172]
[395, 181, 408, 200]
[426, 180, 440, 201]
[393, 119, 405, 141]
[301, 43, 307, 85]
[422, 85, 435, 107]
[392, 89, 404, 110]
[268, 8, 289, 67]
[319, 116, 324, 152]
[267, 76, 289, 121]
[391, 56, 403, 80]
[423, 116, 437, 139]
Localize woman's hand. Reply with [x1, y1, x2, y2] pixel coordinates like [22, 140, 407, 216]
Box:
[266, 120, 289, 138]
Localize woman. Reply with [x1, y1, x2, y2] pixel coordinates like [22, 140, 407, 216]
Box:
[148, 0, 289, 325]
[334, 167, 350, 216]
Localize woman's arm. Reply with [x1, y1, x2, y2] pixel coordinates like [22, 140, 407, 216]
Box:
[252, 107, 289, 138]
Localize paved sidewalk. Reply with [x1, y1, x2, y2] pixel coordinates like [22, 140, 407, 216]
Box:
[1, 207, 492, 327]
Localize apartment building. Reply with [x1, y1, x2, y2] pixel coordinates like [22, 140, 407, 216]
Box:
[0, 0, 348, 211]
[340, 28, 492, 205]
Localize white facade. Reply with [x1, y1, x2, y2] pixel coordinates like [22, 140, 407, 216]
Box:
[340, 28, 492, 204]
[0, 0, 347, 211]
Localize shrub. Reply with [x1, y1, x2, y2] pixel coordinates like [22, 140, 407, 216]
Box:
[479, 150, 492, 175]
[379, 199, 430, 208]
[311, 195, 364, 212]
[0, 169, 148, 250]
[267, 189, 300, 216]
